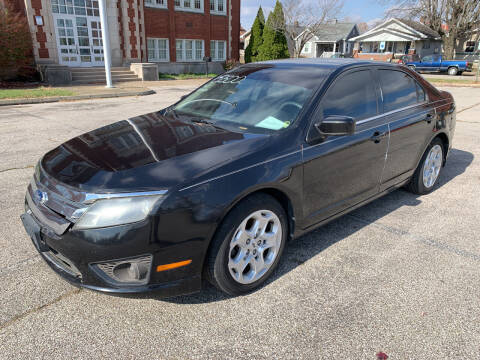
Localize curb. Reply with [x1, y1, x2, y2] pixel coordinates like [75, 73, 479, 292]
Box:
[0, 89, 156, 106]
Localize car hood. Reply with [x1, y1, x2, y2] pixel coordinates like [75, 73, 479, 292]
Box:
[41, 111, 269, 192]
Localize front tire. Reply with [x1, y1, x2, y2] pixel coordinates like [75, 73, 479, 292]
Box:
[205, 194, 287, 296]
[406, 138, 444, 195]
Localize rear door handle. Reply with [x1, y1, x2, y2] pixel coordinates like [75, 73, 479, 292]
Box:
[370, 131, 387, 143]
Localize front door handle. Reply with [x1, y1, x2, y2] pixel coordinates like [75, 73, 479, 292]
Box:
[370, 131, 387, 143]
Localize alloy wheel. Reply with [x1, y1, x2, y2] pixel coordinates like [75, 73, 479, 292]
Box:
[228, 210, 282, 284]
[422, 144, 443, 188]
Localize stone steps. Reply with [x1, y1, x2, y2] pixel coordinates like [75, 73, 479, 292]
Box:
[71, 67, 140, 84]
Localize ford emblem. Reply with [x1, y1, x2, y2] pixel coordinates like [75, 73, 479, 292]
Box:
[35, 189, 48, 204]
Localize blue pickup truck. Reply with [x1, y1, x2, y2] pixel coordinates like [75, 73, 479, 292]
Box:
[405, 54, 473, 76]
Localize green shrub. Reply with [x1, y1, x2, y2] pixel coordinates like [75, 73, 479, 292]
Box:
[257, 1, 290, 61]
[244, 7, 265, 63]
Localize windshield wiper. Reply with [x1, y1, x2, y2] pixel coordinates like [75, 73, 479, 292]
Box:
[180, 98, 237, 108]
[190, 118, 215, 125]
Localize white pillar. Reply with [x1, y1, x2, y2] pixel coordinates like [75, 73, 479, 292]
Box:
[333, 42, 337, 55]
[99, 0, 113, 88]
[343, 40, 346, 54]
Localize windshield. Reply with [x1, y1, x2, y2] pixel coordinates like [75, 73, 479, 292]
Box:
[171, 64, 330, 133]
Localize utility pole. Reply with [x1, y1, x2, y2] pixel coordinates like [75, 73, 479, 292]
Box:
[476, 41, 480, 83]
[98, 0, 113, 88]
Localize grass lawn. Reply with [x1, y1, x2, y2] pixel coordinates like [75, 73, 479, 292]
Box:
[0, 87, 75, 100]
[426, 77, 480, 85]
[158, 73, 218, 80]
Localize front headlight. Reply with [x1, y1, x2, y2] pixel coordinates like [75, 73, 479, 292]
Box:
[73, 195, 163, 230]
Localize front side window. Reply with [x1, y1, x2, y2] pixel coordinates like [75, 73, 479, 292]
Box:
[144, 0, 167, 8]
[210, 40, 226, 61]
[379, 70, 419, 112]
[171, 65, 330, 133]
[147, 38, 169, 62]
[176, 39, 204, 61]
[422, 55, 433, 62]
[321, 70, 377, 121]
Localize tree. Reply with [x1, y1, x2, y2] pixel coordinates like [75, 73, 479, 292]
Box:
[0, 1, 33, 80]
[381, 0, 480, 58]
[283, 0, 345, 57]
[257, 1, 290, 61]
[244, 7, 265, 63]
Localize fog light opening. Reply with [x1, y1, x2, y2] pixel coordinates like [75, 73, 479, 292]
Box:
[94, 255, 152, 285]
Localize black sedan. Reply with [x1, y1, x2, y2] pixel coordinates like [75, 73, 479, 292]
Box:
[21, 59, 456, 297]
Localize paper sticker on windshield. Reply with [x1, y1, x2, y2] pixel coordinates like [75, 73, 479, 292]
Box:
[214, 75, 246, 84]
[255, 116, 289, 130]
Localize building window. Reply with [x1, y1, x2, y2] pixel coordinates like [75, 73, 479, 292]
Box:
[210, 0, 226, 15]
[145, 0, 167, 9]
[175, 0, 203, 12]
[176, 39, 204, 61]
[302, 42, 310, 53]
[210, 40, 226, 60]
[51, 0, 100, 16]
[147, 38, 169, 62]
[422, 41, 430, 49]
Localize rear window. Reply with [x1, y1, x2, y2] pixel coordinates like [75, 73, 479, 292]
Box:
[379, 70, 420, 112]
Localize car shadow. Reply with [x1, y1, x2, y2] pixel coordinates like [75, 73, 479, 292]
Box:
[137, 148, 474, 304]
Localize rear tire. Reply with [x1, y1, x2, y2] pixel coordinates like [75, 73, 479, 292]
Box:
[406, 138, 444, 195]
[205, 194, 287, 296]
[447, 67, 458, 76]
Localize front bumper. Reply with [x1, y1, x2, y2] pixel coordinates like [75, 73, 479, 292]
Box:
[21, 206, 203, 297]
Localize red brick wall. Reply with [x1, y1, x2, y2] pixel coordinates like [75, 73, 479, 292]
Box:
[144, 0, 240, 61]
[230, 0, 240, 60]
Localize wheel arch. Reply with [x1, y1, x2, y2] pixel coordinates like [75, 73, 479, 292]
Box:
[201, 186, 296, 273]
[434, 132, 450, 165]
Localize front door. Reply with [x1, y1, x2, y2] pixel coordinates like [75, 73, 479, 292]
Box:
[52, 0, 104, 67]
[54, 16, 80, 66]
[302, 69, 388, 228]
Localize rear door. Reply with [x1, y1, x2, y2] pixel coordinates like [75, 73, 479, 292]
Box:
[302, 68, 389, 228]
[376, 68, 435, 190]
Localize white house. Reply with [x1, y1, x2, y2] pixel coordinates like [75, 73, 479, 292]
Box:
[350, 18, 442, 60]
[295, 22, 359, 58]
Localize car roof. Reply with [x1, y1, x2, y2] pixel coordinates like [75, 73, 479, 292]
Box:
[243, 58, 399, 72]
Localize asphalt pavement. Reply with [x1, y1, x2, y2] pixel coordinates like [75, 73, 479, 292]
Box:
[0, 84, 479, 359]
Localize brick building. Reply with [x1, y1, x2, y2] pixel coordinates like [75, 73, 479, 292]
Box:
[6, 0, 240, 74]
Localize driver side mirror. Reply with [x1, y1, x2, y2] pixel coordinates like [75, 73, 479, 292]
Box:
[315, 115, 355, 136]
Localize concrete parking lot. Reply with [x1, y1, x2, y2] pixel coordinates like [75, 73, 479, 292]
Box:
[0, 84, 479, 359]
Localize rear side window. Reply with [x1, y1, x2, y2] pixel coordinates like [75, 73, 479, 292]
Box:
[322, 70, 377, 121]
[379, 70, 419, 112]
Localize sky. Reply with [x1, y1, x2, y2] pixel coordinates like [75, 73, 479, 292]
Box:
[240, 0, 390, 30]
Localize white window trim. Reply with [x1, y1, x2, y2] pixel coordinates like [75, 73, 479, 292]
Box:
[175, 0, 204, 13]
[145, 0, 168, 9]
[210, 40, 226, 61]
[147, 38, 170, 62]
[302, 42, 311, 53]
[176, 39, 205, 62]
[210, 0, 226, 15]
